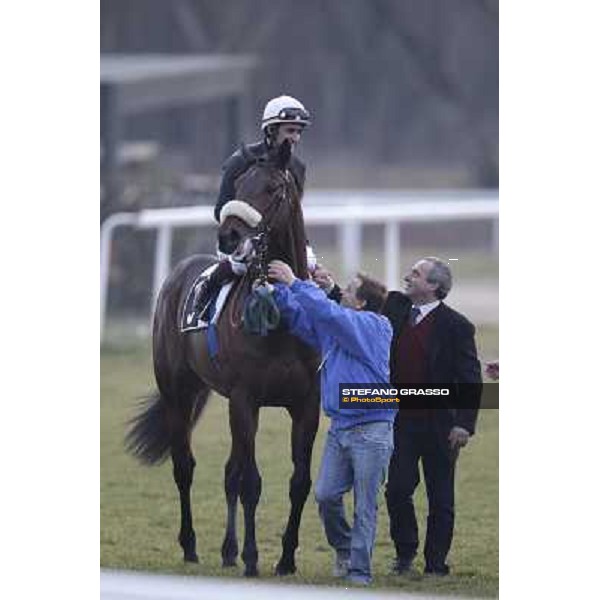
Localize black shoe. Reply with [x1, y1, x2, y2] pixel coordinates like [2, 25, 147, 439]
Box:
[424, 564, 450, 576]
[390, 557, 414, 575]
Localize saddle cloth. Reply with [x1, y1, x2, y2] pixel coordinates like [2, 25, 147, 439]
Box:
[180, 264, 233, 333]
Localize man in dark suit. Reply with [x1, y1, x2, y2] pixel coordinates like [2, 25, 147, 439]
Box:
[381, 257, 482, 576]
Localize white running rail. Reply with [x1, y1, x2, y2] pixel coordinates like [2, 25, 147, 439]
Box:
[100, 568, 476, 600]
[100, 192, 498, 340]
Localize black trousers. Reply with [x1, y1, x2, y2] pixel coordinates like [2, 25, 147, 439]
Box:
[385, 415, 457, 572]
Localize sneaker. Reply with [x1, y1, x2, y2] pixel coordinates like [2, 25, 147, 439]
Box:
[332, 555, 350, 577]
[345, 573, 371, 586]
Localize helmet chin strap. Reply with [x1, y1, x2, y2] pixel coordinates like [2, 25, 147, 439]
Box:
[264, 124, 278, 148]
[277, 138, 292, 167]
[264, 127, 292, 166]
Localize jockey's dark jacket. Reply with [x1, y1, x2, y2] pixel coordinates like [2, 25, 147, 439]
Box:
[213, 140, 306, 223]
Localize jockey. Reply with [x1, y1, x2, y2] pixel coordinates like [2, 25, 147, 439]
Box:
[194, 95, 313, 321]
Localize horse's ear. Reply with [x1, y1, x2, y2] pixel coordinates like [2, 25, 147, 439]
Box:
[275, 139, 292, 170]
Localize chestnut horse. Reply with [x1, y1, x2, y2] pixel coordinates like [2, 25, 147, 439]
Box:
[126, 153, 320, 577]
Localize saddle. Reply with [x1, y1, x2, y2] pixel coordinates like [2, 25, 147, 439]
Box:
[180, 264, 233, 333]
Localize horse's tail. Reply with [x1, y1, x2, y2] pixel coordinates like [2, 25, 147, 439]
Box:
[126, 386, 210, 465]
[126, 254, 215, 465]
[125, 391, 171, 465]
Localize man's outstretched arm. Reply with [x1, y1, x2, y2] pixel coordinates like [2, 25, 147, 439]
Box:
[271, 283, 321, 350]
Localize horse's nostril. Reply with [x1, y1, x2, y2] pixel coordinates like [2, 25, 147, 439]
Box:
[218, 231, 241, 255]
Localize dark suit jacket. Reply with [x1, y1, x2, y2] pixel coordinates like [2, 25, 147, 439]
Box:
[382, 291, 482, 435]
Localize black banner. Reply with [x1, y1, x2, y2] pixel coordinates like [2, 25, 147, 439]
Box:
[338, 383, 498, 410]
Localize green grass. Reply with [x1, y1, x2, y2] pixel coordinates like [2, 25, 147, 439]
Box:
[101, 326, 498, 597]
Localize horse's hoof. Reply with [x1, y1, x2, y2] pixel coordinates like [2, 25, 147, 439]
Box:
[244, 565, 259, 577]
[184, 553, 199, 564]
[222, 557, 237, 568]
[274, 561, 296, 576]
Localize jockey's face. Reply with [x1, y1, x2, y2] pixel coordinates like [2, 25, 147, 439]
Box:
[341, 277, 366, 311]
[275, 124, 304, 149]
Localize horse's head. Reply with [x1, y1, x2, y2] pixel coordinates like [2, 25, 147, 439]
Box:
[218, 213, 257, 257]
[218, 160, 308, 279]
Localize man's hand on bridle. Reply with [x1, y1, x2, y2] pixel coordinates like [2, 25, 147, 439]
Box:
[268, 260, 296, 286]
[312, 263, 335, 293]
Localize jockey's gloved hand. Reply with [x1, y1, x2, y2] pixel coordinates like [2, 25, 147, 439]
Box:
[306, 245, 317, 273]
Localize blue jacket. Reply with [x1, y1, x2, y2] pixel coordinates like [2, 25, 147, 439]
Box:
[273, 280, 395, 430]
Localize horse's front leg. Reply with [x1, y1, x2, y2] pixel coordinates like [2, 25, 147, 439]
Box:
[221, 415, 242, 567]
[228, 388, 262, 577]
[275, 390, 320, 575]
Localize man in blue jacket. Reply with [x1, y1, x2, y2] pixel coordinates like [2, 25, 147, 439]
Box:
[267, 260, 395, 585]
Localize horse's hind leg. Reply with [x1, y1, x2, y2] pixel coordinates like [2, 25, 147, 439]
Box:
[171, 382, 211, 563]
[227, 388, 262, 577]
[275, 392, 320, 575]
[172, 438, 197, 562]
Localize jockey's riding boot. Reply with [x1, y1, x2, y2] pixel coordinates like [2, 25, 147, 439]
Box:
[194, 283, 213, 322]
[194, 260, 235, 320]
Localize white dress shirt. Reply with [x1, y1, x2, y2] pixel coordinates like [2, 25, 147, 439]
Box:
[412, 300, 441, 325]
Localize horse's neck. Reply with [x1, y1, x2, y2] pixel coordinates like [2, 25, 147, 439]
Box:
[269, 234, 305, 279]
[287, 205, 309, 277]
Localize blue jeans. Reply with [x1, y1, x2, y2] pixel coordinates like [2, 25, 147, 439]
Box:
[314, 420, 394, 583]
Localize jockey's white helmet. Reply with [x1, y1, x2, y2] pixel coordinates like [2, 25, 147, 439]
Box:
[261, 95, 311, 131]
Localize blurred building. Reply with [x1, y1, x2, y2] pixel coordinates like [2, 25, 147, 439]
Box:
[101, 0, 498, 193]
[100, 0, 498, 336]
